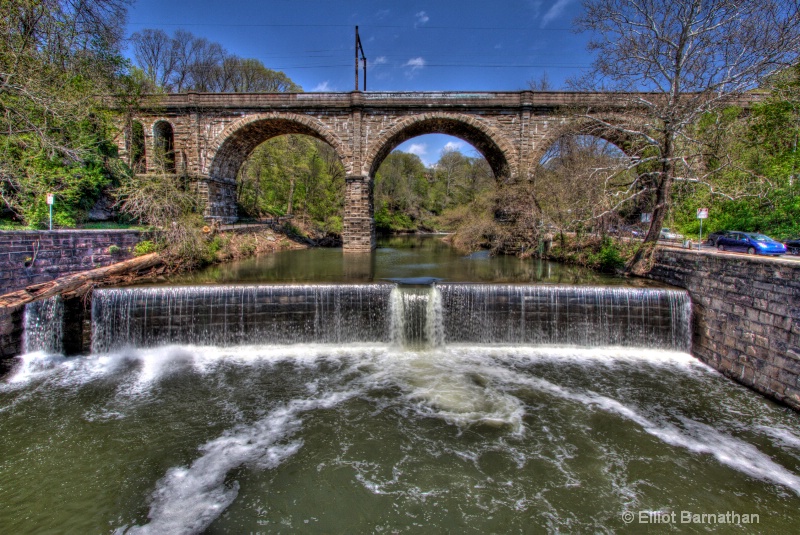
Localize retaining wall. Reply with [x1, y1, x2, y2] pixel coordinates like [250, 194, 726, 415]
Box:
[0, 230, 147, 295]
[0, 229, 148, 358]
[649, 248, 800, 409]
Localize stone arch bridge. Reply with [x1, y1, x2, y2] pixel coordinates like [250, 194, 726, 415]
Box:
[117, 90, 742, 251]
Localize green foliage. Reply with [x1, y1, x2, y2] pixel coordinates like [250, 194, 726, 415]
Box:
[0, 0, 130, 228]
[108, 245, 121, 255]
[6, 150, 117, 228]
[237, 135, 344, 234]
[373, 150, 494, 233]
[598, 241, 625, 272]
[375, 203, 416, 233]
[671, 68, 800, 241]
[133, 240, 158, 256]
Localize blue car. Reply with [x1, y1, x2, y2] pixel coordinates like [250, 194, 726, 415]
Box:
[716, 232, 786, 255]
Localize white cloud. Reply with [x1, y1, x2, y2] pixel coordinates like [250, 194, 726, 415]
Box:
[376, 9, 390, 20]
[541, 0, 576, 27]
[312, 81, 333, 92]
[442, 141, 463, 152]
[373, 56, 388, 65]
[530, 0, 543, 19]
[406, 143, 427, 156]
[415, 11, 429, 27]
[403, 57, 426, 71]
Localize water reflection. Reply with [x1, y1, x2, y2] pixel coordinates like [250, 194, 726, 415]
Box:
[168, 235, 659, 286]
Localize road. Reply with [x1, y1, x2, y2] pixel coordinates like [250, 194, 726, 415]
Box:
[660, 239, 800, 262]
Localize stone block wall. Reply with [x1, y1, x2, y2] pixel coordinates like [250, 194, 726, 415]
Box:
[0, 305, 23, 358]
[197, 177, 238, 222]
[648, 248, 800, 409]
[0, 230, 148, 295]
[91, 284, 394, 352]
[343, 176, 375, 252]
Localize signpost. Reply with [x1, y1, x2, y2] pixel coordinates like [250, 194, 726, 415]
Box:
[46, 193, 54, 230]
[697, 207, 708, 244]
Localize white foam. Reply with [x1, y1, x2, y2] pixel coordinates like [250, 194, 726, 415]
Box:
[1, 351, 67, 387]
[758, 425, 800, 450]
[362, 349, 526, 432]
[448, 346, 712, 373]
[492, 368, 800, 496]
[124, 390, 355, 535]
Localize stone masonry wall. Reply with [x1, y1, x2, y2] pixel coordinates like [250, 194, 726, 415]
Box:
[0, 229, 148, 358]
[648, 248, 800, 409]
[343, 176, 375, 252]
[0, 305, 23, 358]
[0, 230, 147, 296]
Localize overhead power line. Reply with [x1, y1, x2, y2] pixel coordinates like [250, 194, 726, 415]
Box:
[128, 22, 573, 31]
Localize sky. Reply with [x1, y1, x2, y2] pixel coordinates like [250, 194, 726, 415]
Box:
[124, 0, 592, 165]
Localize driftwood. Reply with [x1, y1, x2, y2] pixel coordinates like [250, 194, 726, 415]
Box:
[0, 253, 163, 310]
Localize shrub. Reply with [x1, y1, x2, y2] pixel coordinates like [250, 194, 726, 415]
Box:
[133, 240, 157, 256]
[236, 236, 257, 257]
[598, 242, 625, 272]
[108, 245, 121, 255]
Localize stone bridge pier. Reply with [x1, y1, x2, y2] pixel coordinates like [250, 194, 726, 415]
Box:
[118, 90, 750, 252]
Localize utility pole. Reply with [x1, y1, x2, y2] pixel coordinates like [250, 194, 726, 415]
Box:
[354, 26, 367, 91]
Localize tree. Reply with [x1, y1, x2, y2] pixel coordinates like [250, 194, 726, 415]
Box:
[212, 56, 301, 93]
[528, 72, 553, 91]
[0, 0, 131, 226]
[575, 0, 800, 273]
[237, 136, 344, 232]
[535, 135, 631, 236]
[672, 65, 800, 238]
[130, 29, 175, 88]
[129, 29, 302, 94]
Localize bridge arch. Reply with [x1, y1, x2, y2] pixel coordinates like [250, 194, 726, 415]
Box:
[533, 117, 640, 165]
[365, 113, 517, 179]
[153, 120, 176, 173]
[207, 113, 351, 180]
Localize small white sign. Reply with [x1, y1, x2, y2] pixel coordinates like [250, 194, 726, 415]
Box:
[46, 193, 54, 205]
[697, 208, 708, 219]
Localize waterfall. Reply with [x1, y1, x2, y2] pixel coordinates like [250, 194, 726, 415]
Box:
[438, 284, 692, 351]
[389, 286, 444, 349]
[91, 284, 395, 352]
[23, 296, 64, 354]
[89, 283, 691, 353]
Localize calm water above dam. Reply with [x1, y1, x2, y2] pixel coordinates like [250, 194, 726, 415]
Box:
[3, 237, 800, 534]
[166, 235, 647, 286]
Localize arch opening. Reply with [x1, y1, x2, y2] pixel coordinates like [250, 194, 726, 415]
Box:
[539, 134, 629, 168]
[127, 121, 146, 173]
[153, 121, 175, 173]
[374, 134, 493, 233]
[209, 118, 348, 181]
[534, 133, 639, 234]
[367, 117, 512, 180]
[237, 134, 346, 235]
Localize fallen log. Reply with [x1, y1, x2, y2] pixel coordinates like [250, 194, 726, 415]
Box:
[0, 253, 163, 310]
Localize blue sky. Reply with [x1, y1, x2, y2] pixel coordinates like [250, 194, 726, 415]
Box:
[125, 0, 591, 165]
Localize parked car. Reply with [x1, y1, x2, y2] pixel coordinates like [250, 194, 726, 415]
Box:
[706, 230, 732, 246]
[659, 227, 683, 241]
[716, 232, 786, 255]
[785, 238, 800, 256]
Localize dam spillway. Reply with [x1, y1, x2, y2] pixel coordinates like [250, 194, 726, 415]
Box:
[84, 283, 691, 353]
